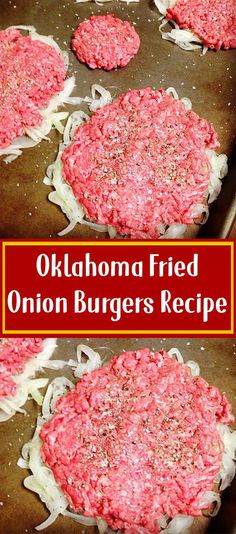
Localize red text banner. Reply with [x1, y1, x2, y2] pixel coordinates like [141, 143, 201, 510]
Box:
[1, 240, 235, 336]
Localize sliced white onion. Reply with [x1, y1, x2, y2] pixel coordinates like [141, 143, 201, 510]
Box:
[41, 377, 74, 420]
[206, 150, 228, 203]
[197, 423, 236, 513]
[47, 159, 86, 235]
[35, 511, 64, 531]
[180, 97, 192, 111]
[0, 396, 27, 419]
[219, 453, 236, 491]
[217, 424, 236, 490]
[57, 219, 78, 236]
[163, 26, 202, 48]
[42, 345, 104, 381]
[0, 338, 57, 421]
[218, 424, 236, 459]
[108, 226, 118, 238]
[74, 344, 102, 377]
[190, 203, 209, 225]
[166, 87, 192, 111]
[84, 84, 113, 112]
[96, 517, 109, 533]
[158, 513, 169, 529]
[63, 110, 89, 145]
[154, 0, 176, 16]
[159, 223, 187, 239]
[197, 491, 221, 517]
[186, 360, 200, 376]
[28, 379, 49, 405]
[8, 24, 36, 32]
[158, 13, 204, 53]
[18, 355, 103, 530]
[166, 86, 179, 100]
[0, 140, 38, 163]
[43, 176, 53, 186]
[154, 1, 211, 53]
[42, 359, 73, 370]
[162, 515, 194, 533]
[190, 149, 228, 221]
[0, 27, 81, 163]
[82, 219, 110, 233]
[168, 347, 184, 363]
[17, 457, 29, 469]
[45, 88, 113, 237]
[164, 87, 227, 225]
[63, 511, 97, 525]
[40, 344, 104, 380]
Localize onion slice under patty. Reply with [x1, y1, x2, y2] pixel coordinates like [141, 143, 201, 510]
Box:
[0, 26, 82, 163]
[0, 338, 57, 421]
[18, 345, 236, 533]
[154, 0, 210, 54]
[44, 84, 227, 239]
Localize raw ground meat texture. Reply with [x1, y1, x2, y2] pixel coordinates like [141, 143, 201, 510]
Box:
[62, 87, 219, 239]
[0, 338, 43, 398]
[40, 348, 234, 534]
[167, 0, 236, 50]
[72, 14, 140, 70]
[0, 28, 66, 149]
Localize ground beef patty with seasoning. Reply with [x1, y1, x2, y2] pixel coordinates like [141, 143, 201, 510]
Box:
[40, 348, 234, 533]
[72, 14, 140, 70]
[0, 338, 43, 398]
[62, 87, 219, 239]
[167, 0, 236, 50]
[0, 29, 66, 149]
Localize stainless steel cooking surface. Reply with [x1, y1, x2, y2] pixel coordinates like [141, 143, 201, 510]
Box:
[0, 0, 235, 239]
[0, 337, 236, 534]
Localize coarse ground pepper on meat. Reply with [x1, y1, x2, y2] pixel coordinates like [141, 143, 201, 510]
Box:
[72, 14, 140, 70]
[62, 87, 219, 238]
[40, 348, 234, 534]
[167, 0, 236, 50]
[0, 338, 43, 398]
[0, 29, 66, 148]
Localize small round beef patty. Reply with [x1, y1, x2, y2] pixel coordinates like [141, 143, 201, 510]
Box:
[0, 29, 66, 148]
[0, 338, 43, 398]
[62, 87, 219, 238]
[71, 14, 140, 70]
[167, 0, 236, 50]
[40, 349, 233, 533]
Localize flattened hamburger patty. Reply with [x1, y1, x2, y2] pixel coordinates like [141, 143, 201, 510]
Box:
[0, 338, 43, 398]
[40, 349, 233, 533]
[167, 0, 236, 50]
[0, 29, 66, 148]
[62, 87, 219, 238]
[72, 14, 140, 70]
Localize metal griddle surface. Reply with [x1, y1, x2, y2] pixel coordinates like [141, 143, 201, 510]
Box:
[0, 338, 236, 534]
[0, 0, 235, 239]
